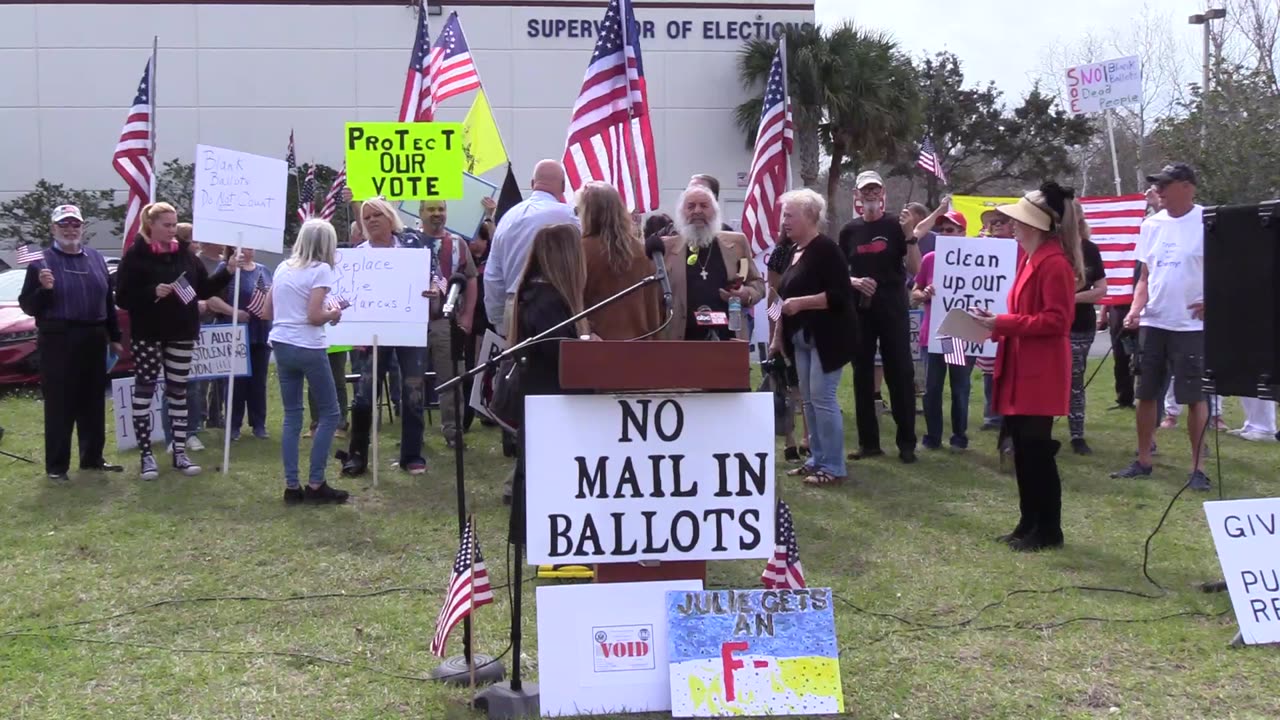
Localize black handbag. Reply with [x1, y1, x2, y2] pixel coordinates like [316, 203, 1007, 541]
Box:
[488, 354, 525, 432]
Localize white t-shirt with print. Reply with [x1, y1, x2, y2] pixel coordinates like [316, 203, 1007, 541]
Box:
[1137, 205, 1204, 332]
[268, 261, 336, 349]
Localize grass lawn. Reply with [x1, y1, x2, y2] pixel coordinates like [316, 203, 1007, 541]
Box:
[1, 358, 1277, 720]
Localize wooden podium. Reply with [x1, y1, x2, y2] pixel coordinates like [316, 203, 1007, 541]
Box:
[558, 340, 752, 584]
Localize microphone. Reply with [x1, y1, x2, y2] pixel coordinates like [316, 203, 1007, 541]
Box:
[442, 271, 467, 318]
[645, 233, 673, 312]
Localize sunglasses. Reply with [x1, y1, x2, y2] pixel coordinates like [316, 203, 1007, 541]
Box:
[55, 220, 83, 228]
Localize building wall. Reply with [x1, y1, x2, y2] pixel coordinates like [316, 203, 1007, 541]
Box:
[0, 0, 813, 229]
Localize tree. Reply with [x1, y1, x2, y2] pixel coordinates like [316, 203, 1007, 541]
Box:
[0, 181, 122, 248]
[889, 52, 1095, 204]
[155, 159, 195, 220]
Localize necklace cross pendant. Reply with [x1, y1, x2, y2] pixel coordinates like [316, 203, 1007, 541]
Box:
[700, 268, 709, 281]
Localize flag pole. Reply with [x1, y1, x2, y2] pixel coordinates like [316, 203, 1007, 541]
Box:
[371, 334, 379, 488]
[222, 232, 243, 475]
[149, 35, 158, 202]
[467, 513, 478, 693]
[779, 34, 792, 191]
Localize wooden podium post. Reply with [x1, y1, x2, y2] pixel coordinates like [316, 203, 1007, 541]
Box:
[558, 340, 752, 584]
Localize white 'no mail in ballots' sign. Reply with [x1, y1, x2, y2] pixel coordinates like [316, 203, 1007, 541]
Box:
[1203, 498, 1280, 645]
[523, 393, 776, 566]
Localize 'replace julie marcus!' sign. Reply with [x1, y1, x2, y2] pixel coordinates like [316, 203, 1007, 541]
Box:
[523, 393, 776, 565]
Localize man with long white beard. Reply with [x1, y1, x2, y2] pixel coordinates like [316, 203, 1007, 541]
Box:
[660, 185, 764, 341]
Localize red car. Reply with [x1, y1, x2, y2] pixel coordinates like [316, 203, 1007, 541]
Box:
[0, 267, 134, 385]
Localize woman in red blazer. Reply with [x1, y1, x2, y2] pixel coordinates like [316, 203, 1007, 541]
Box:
[971, 183, 1084, 552]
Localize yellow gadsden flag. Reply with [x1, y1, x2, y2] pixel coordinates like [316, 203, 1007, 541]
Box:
[462, 89, 508, 176]
[950, 195, 1020, 237]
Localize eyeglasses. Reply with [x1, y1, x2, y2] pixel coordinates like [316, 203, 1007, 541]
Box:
[55, 220, 83, 228]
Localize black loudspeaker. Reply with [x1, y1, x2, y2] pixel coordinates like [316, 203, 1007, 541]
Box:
[1203, 201, 1280, 398]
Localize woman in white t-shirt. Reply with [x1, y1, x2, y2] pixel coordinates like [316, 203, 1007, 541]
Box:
[268, 219, 350, 505]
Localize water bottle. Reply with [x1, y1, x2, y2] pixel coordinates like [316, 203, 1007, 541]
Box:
[728, 296, 742, 333]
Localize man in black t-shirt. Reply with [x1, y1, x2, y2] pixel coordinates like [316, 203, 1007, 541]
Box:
[838, 171, 922, 463]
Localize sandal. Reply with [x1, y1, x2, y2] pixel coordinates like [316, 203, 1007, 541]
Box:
[803, 470, 845, 486]
[786, 464, 815, 477]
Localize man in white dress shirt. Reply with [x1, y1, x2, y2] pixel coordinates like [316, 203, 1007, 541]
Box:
[483, 160, 579, 335]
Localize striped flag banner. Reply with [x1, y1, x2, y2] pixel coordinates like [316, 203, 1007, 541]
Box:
[172, 273, 196, 305]
[767, 300, 782, 322]
[1079, 194, 1145, 305]
[15, 244, 44, 265]
[941, 335, 966, 366]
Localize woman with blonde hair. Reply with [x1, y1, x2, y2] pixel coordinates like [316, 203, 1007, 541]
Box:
[577, 182, 662, 339]
[971, 182, 1081, 552]
[270, 219, 350, 504]
[115, 202, 233, 480]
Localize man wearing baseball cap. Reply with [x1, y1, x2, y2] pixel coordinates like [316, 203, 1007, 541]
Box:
[18, 204, 125, 480]
[839, 169, 921, 463]
[1111, 163, 1212, 490]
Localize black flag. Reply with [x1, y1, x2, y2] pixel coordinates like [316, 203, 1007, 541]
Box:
[495, 163, 523, 225]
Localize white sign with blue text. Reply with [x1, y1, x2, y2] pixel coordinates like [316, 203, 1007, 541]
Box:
[189, 324, 250, 381]
[193, 144, 288, 253]
[927, 236, 1018, 359]
[324, 247, 434, 347]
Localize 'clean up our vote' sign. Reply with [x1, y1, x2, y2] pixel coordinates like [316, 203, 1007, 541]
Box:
[189, 324, 249, 381]
[324, 247, 433, 347]
[1204, 498, 1280, 645]
[927, 236, 1017, 359]
[193, 145, 288, 253]
[524, 393, 776, 565]
[111, 376, 166, 452]
[1067, 55, 1141, 115]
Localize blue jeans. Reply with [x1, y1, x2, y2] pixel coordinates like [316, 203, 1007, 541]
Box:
[275, 342, 341, 488]
[792, 330, 846, 477]
[923, 352, 975, 449]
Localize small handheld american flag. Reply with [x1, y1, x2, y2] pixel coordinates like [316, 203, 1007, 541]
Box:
[172, 273, 196, 305]
[245, 274, 269, 319]
[15, 244, 44, 266]
[916, 136, 947, 184]
[325, 293, 348, 312]
[431, 516, 493, 657]
[432, 273, 448, 295]
[767, 300, 782, 322]
[762, 500, 805, 589]
[941, 335, 966, 366]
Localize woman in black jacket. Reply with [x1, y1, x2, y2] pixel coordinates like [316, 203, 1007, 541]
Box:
[114, 202, 233, 480]
[769, 189, 856, 487]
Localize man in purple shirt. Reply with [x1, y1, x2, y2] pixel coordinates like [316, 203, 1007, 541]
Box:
[18, 205, 125, 480]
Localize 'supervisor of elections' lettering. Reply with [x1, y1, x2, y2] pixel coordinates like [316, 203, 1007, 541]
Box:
[525, 18, 815, 42]
[524, 393, 776, 565]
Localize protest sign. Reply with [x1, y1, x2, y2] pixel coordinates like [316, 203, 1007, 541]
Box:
[324, 247, 433, 347]
[190, 324, 249, 381]
[1066, 55, 1141, 115]
[468, 330, 508, 420]
[111, 376, 166, 452]
[908, 309, 924, 363]
[666, 588, 844, 716]
[345, 122, 465, 201]
[927, 236, 1017, 358]
[524, 393, 775, 565]
[193, 145, 288, 253]
[395, 172, 499, 241]
[537, 580, 702, 717]
[1203, 498, 1280, 645]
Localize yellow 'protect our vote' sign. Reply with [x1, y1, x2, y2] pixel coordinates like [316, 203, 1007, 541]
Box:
[344, 122, 465, 201]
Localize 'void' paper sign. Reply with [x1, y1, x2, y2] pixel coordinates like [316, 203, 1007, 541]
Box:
[193, 145, 288, 253]
[1203, 498, 1280, 645]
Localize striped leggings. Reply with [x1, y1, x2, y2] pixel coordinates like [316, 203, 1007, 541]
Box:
[131, 339, 195, 456]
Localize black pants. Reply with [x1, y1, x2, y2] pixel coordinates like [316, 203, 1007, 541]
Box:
[1005, 415, 1063, 543]
[852, 300, 916, 453]
[1107, 305, 1135, 406]
[229, 342, 272, 434]
[39, 326, 109, 474]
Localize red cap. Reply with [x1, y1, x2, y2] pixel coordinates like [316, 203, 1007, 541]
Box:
[939, 210, 968, 232]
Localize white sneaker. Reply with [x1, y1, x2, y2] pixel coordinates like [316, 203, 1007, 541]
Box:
[186, 435, 205, 452]
[1226, 427, 1246, 437]
[1239, 430, 1276, 442]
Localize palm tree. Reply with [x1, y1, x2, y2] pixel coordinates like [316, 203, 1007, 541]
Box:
[735, 24, 920, 205]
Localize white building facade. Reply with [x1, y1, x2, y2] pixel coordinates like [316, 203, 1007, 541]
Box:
[0, 0, 814, 229]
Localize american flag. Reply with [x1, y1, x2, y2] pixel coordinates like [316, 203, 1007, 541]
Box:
[15, 244, 44, 265]
[741, 39, 794, 255]
[762, 500, 805, 589]
[430, 516, 493, 657]
[562, 0, 659, 213]
[172, 273, 196, 305]
[286, 130, 297, 176]
[297, 166, 317, 223]
[432, 273, 448, 295]
[916, 136, 947, 184]
[325, 293, 348, 312]
[398, 1, 433, 123]
[113, 57, 154, 251]
[1080, 194, 1146, 305]
[941, 335, 966, 366]
[767, 300, 782, 322]
[245, 274, 269, 319]
[320, 167, 347, 221]
[426, 13, 481, 117]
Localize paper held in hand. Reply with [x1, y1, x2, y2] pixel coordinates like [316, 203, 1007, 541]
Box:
[936, 308, 993, 345]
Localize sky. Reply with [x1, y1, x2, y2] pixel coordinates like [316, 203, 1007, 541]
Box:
[817, 0, 1208, 103]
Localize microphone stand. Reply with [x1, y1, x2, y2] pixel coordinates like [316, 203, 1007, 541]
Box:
[438, 271, 670, 720]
